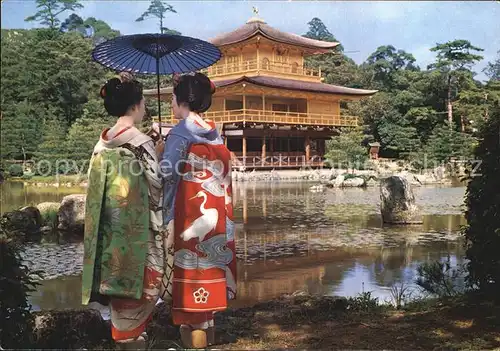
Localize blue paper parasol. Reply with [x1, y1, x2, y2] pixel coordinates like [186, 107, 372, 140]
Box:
[91, 33, 221, 132]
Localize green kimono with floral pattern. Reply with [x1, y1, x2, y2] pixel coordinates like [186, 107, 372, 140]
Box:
[82, 148, 150, 305]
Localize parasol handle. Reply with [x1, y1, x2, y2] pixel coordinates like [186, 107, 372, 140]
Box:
[155, 36, 162, 137]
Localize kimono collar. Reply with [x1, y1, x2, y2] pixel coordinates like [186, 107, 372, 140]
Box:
[94, 126, 152, 153]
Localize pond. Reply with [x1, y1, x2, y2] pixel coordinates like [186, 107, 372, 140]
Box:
[2, 181, 467, 311]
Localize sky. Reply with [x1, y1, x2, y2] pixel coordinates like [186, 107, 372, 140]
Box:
[1, 0, 499, 81]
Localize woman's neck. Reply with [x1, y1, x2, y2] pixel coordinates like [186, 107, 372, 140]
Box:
[183, 111, 199, 120]
[116, 115, 136, 127]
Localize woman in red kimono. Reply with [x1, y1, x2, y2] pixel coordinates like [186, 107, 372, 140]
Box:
[160, 72, 236, 348]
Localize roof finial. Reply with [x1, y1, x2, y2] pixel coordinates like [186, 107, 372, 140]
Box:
[247, 6, 266, 24]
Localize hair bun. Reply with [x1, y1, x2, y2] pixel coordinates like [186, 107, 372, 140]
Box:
[100, 78, 121, 99]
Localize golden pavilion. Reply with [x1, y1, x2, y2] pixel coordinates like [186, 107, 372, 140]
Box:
[146, 15, 377, 169]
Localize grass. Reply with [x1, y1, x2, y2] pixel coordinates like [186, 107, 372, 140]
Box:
[10, 174, 87, 184]
[40, 207, 58, 227]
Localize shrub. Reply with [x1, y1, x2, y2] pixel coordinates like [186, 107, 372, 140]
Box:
[0, 218, 41, 348]
[416, 258, 466, 297]
[347, 291, 381, 312]
[463, 106, 500, 296]
[8, 164, 24, 177]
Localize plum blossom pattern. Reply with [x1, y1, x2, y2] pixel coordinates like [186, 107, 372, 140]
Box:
[193, 287, 210, 304]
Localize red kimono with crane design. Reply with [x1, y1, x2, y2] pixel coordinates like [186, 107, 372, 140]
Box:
[168, 115, 236, 326]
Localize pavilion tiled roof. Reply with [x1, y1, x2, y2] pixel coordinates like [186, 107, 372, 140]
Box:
[209, 18, 339, 54]
[144, 76, 377, 97]
[215, 76, 378, 96]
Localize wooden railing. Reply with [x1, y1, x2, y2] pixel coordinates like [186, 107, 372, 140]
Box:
[232, 155, 326, 169]
[203, 109, 357, 126]
[154, 109, 357, 127]
[204, 59, 321, 79]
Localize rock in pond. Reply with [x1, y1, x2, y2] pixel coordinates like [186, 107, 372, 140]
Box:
[57, 194, 86, 234]
[2, 206, 42, 238]
[342, 177, 366, 187]
[330, 174, 345, 188]
[380, 176, 423, 224]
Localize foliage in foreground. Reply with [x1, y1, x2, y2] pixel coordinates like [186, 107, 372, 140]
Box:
[325, 129, 370, 170]
[0, 219, 41, 348]
[463, 106, 500, 296]
[416, 258, 466, 297]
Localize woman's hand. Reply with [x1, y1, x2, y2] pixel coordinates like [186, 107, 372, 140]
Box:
[155, 139, 165, 159]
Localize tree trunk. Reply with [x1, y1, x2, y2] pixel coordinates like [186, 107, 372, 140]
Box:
[484, 93, 489, 121]
[447, 75, 453, 128]
[460, 115, 465, 132]
[160, 16, 163, 34]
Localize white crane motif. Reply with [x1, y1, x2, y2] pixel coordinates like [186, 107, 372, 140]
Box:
[180, 191, 218, 242]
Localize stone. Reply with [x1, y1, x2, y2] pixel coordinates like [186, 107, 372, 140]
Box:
[20, 206, 43, 227]
[331, 174, 345, 188]
[366, 178, 378, 187]
[380, 176, 423, 224]
[2, 206, 42, 237]
[57, 194, 86, 234]
[342, 177, 366, 187]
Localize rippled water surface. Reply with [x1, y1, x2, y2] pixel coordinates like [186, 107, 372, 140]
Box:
[2, 181, 466, 310]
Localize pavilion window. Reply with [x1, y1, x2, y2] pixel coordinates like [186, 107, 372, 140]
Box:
[226, 138, 242, 152]
[272, 103, 287, 112]
[226, 99, 243, 110]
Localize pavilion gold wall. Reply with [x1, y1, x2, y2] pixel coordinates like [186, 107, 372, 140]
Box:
[308, 100, 340, 116]
[222, 41, 305, 68]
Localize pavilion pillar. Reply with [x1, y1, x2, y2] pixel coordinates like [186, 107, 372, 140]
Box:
[242, 136, 247, 166]
[305, 135, 311, 164]
[261, 136, 266, 165]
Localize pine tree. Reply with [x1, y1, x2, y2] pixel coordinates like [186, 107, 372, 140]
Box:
[136, 0, 176, 34]
[25, 0, 83, 30]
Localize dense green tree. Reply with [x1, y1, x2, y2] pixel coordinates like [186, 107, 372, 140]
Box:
[84, 17, 120, 40]
[303, 17, 343, 51]
[25, 0, 83, 29]
[463, 106, 500, 296]
[484, 50, 500, 81]
[303, 18, 360, 87]
[325, 129, 369, 169]
[376, 110, 421, 158]
[422, 123, 475, 164]
[59, 13, 83, 32]
[35, 116, 68, 175]
[136, 0, 176, 34]
[65, 114, 114, 173]
[0, 101, 42, 161]
[363, 45, 418, 90]
[429, 40, 484, 127]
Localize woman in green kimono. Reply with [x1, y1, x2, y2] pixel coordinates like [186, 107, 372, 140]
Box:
[82, 73, 172, 349]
